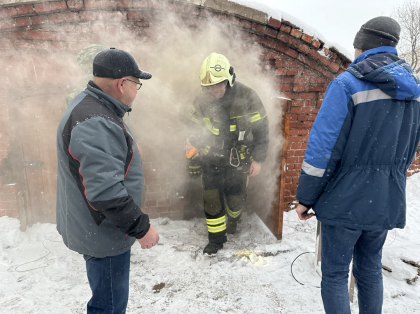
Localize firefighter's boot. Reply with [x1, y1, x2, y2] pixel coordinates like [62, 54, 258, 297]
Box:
[226, 220, 238, 234]
[203, 242, 223, 256]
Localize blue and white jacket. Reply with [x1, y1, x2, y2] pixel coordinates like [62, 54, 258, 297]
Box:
[296, 46, 420, 230]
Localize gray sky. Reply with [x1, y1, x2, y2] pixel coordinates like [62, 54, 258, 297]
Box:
[241, 0, 407, 59]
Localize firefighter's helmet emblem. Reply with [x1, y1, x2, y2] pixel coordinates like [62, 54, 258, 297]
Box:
[210, 64, 224, 72]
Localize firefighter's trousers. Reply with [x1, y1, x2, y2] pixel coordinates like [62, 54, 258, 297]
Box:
[202, 163, 247, 244]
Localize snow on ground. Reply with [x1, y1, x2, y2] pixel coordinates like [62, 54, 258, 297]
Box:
[1, 174, 420, 313]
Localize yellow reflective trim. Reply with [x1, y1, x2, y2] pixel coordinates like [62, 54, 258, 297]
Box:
[189, 166, 201, 169]
[208, 223, 227, 233]
[227, 206, 242, 219]
[203, 118, 219, 135]
[202, 145, 210, 155]
[206, 216, 226, 225]
[230, 125, 236, 132]
[249, 113, 261, 123]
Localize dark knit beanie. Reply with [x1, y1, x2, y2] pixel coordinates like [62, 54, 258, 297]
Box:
[353, 16, 400, 50]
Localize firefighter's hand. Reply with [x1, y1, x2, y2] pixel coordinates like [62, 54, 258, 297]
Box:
[137, 224, 159, 249]
[295, 204, 315, 220]
[249, 161, 261, 177]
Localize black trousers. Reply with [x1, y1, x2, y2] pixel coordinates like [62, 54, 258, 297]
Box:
[202, 162, 247, 244]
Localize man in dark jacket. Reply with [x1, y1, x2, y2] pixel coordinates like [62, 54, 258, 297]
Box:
[295, 17, 420, 313]
[187, 53, 269, 256]
[56, 48, 159, 313]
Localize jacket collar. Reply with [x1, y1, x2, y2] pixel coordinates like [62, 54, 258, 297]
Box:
[85, 81, 131, 118]
[349, 46, 398, 67]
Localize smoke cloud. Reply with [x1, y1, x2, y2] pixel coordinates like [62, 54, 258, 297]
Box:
[0, 9, 283, 226]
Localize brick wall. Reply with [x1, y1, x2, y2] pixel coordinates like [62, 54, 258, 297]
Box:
[0, 0, 418, 222]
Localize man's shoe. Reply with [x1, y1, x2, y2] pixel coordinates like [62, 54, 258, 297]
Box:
[203, 242, 223, 256]
[226, 221, 237, 234]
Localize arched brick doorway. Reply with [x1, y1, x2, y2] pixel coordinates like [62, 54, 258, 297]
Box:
[2, 0, 417, 238]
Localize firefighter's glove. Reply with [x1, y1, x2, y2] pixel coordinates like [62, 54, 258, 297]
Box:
[188, 159, 202, 178]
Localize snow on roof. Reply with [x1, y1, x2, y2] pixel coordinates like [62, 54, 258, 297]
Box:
[229, 0, 354, 60]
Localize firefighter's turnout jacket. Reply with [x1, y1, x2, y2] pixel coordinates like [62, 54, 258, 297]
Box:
[188, 81, 269, 243]
[189, 81, 269, 166]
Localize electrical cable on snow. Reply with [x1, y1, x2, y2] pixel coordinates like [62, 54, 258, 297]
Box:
[7, 239, 62, 273]
[290, 252, 321, 288]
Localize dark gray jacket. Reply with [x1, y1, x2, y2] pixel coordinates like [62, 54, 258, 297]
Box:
[56, 81, 150, 258]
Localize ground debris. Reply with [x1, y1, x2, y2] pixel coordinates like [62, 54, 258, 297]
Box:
[405, 276, 418, 285]
[401, 259, 420, 268]
[152, 282, 165, 293]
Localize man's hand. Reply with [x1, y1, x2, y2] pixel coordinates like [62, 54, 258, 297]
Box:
[137, 224, 159, 249]
[295, 204, 315, 220]
[249, 161, 261, 177]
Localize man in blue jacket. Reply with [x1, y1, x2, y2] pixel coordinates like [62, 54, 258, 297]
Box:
[57, 48, 159, 313]
[295, 17, 420, 313]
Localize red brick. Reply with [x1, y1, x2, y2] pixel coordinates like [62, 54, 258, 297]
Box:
[265, 27, 278, 38]
[255, 36, 276, 49]
[117, 0, 132, 8]
[280, 24, 291, 33]
[145, 199, 157, 207]
[252, 21, 266, 34]
[268, 17, 281, 29]
[307, 114, 318, 121]
[327, 61, 340, 73]
[3, 30, 26, 39]
[275, 42, 298, 58]
[288, 129, 300, 136]
[285, 183, 298, 190]
[0, 7, 17, 18]
[47, 13, 65, 23]
[127, 11, 145, 20]
[289, 142, 301, 149]
[311, 39, 321, 49]
[15, 4, 34, 15]
[62, 11, 80, 22]
[290, 28, 302, 39]
[85, 0, 103, 9]
[30, 15, 49, 26]
[281, 76, 293, 83]
[15, 17, 31, 27]
[297, 114, 308, 121]
[301, 33, 313, 43]
[275, 68, 287, 76]
[286, 68, 298, 76]
[286, 157, 299, 165]
[66, 0, 84, 10]
[286, 149, 295, 157]
[278, 84, 292, 92]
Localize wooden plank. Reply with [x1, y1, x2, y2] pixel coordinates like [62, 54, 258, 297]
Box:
[15, 96, 47, 225]
[36, 94, 64, 223]
[248, 98, 288, 239]
[276, 99, 291, 238]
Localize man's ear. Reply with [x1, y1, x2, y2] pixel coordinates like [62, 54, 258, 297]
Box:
[116, 77, 125, 94]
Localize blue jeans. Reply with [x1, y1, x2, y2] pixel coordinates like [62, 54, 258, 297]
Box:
[321, 224, 388, 314]
[83, 250, 131, 314]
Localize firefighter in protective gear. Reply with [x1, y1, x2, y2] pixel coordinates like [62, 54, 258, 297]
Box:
[66, 44, 106, 105]
[187, 53, 269, 256]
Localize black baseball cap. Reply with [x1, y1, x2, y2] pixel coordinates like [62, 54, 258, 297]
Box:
[93, 47, 152, 79]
